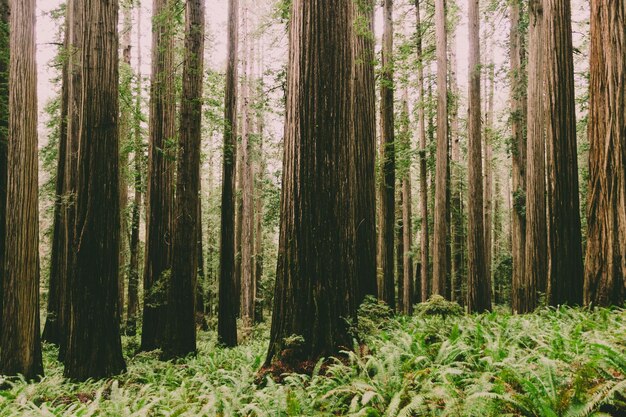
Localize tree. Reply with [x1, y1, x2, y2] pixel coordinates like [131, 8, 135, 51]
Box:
[400, 93, 413, 314]
[432, 0, 448, 297]
[163, 0, 205, 358]
[522, 0, 546, 313]
[0, 0, 7, 334]
[544, 0, 584, 306]
[584, 0, 625, 306]
[0, 0, 43, 379]
[265, 0, 357, 367]
[466, 0, 490, 313]
[218, 0, 239, 347]
[509, 0, 529, 313]
[64, 0, 126, 380]
[415, 0, 429, 303]
[353, 0, 377, 303]
[378, 0, 395, 310]
[142, 0, 176, 351]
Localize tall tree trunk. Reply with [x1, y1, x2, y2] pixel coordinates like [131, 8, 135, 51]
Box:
[218, 0, 239, 347]
[265, 0, 357, 368]
[378, 0, 395, 310]
[0, 0, 43, 379]
[396, 188, 404, 313]
[415, 0, 429, 303]
[509, 0, 528, 314]
[254, 107, 265, 323]
[126, 3, 143, 336]
[353, 0, 378, 303]
[142, 0, 176, 351]
[164, 0, 205, 358]
[484, 58, 494, 298]
[432, 0, 448, 297]
[0, 0, 8, 337]
[401, 95, 414, 314]
[240, 0, 255, 328]
[43, 10, 70, 345]
[467, 0, 491, 313]
[64, 0, 126, 380]
[584, 0, 626, 306]
[544, 0, 584, 306]
[522, 0, 546, 313]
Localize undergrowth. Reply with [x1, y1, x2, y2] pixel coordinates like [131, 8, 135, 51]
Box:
[1, 305, 625, 416]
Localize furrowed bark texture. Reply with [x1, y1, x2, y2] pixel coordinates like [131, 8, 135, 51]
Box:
[0, 0, 7, 333]
[265, 0, 358, 365]
[0, 0, 43, 380]
[142, 0, 176, 351]
[544, 0, 584, 306]
[64, 0, 126, 380]
[218, 0, 239, 347]
[584, 0, 626, 306]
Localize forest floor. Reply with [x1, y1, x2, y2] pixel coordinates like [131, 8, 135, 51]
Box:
[1, 302, 625, 416]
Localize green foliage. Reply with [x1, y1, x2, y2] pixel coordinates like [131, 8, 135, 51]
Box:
[1, 308, 625, 415]
[414, 295, 464, 318]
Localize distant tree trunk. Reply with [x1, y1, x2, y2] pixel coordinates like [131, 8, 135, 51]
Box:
[584, 0, 625, 306]
[0, 0, 43, 380]
[415, 0, 429, 303]
[466, 0, 490, 313]
[234, 140, 243, 316]
[378, 0, 395, 310]
[254, 114, 264, 323]
[218, 0, 239, 347]
[509, 0, 528, 314]
[484, 59, 495, 297]
[353, 0, 378, 303]
[163, 0, 204, 358]
[401, 96, 414, 314]
[196, 196, 206, 316]
[142, 0, 176, 351]
[59, 0, 82, 361]
[43, 11, 69, 345]
[265, 0, 357, 367]
[396, 188, 404, 313]
[0, 0, 8, 335]
[522, 0, 546, 313]
[64, 0, 126, 380]
[126, 3, 143, 336]
[432, 0, 448, 297]
[240, 0, 255, 327]
[544, 0, 584, 306]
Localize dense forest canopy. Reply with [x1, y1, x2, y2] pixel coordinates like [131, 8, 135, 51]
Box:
[0, 0, 625, 415]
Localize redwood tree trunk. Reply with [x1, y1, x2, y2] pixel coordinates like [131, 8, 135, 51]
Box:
[378, 0, 396, 310]
[218, 0, 239, 347]
[142, 0, 176, 351]
[265, 0, 358, 367]
[432, 0, 448, 297]
[522, 0, 546, 313]
[544, 0, 584, 306]
[466, 0, 491, 313]
[584, 0, 625, 306]
[353, 0, 377, 303]
[0, 0, 7, 333]
[64, 0, 126, 381]
[0, 0, 43, 379]
[509, 0, 528, 314]
[164, 0, 205, 358]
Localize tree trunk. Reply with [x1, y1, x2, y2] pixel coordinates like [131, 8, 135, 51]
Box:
[218, 0, 239, 347]
[43, 9, 69, 345]
[378, 0, 395, 310]
[142, 0, 176, 351]
[402, 102, 413, 314]
[484, 58, 495, 299]
[163, 0, 205, 358]
[126, 3, 143, 337]
[396, 187, 404, 313]
[522, 0, 546, 313]
[509, 0, 528, 314]
[415, 0, 429, 303]
[0, 0, 43, 379]
[265, 0, 357, 368]
[544, 0, 584, 306]
[64, 0, 126, 380]
[466, 0, 491, 313]
[584, 0, 625, 306]
[432, 0, 448, 297]
[353, 0, 378, 304]
[0, 0, 8, 337]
